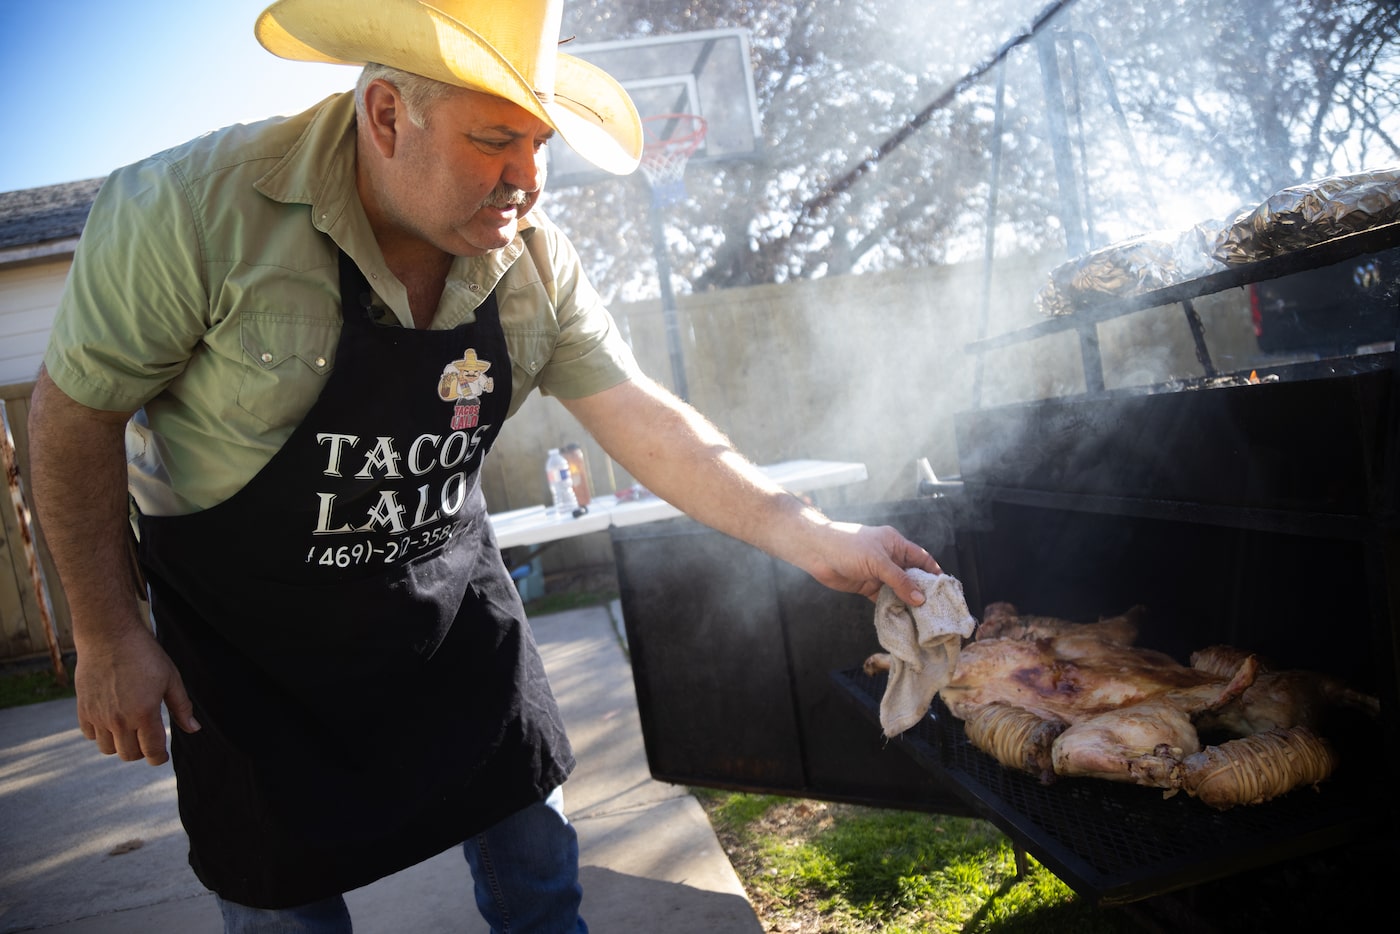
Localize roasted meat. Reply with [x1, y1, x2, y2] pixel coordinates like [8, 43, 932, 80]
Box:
[962, 703, 1065, 783]
[864, 602, 1368, 809]
[1051, 655, 1258, 787]
[937, 630, 1240, 725]
[976, 601, 1143, 653]
[1190, 644, 1381, 735]
[1181, 727, 1337, 809]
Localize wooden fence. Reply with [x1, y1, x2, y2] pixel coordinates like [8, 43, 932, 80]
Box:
[0, 381, 72, 666]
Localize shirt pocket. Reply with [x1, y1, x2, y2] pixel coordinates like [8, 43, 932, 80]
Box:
[503, 324, 554, 380]
[237, 313, 340, 432]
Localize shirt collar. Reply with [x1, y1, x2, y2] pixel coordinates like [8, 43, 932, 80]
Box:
[254, 91, 360, 230]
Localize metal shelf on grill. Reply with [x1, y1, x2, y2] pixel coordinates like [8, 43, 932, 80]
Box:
[832, 666, 1373, 907]
[970, 223, 1400, 352]
[962, 222, 1400, 396]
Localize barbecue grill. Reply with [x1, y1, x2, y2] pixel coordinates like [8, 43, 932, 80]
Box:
[612, 219, 1400, 912]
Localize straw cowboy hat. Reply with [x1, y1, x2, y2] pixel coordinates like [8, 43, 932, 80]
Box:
[255, 0, 642, 175]
[451, 349, 491, 373]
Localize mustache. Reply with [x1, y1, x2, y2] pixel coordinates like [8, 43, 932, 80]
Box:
[482, 185, 531, 209]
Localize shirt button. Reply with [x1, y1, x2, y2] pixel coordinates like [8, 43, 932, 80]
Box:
[469, 283, 481, 292]
[260, 352, 274, 364]
[315, 356, 327, 368]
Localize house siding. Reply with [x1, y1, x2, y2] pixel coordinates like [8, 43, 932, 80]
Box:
[0, 259, 68, 389]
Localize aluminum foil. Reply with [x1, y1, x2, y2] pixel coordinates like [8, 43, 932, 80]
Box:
[1214, 164, 1400, 264]
[1035, 222, 1227, 317]
[1035, 164, 1400, 317]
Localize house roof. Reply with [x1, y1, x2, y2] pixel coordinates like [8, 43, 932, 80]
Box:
[0, 177, 105, 265]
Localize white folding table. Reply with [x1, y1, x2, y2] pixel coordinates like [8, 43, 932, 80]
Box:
[489, 458, 869, 550]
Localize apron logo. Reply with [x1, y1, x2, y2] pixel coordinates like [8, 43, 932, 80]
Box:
[437, 348, 495, 430]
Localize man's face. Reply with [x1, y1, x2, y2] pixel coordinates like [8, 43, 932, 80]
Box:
[374, 85, 552, 257]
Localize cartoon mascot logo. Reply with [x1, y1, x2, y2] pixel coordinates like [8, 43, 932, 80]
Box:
[438, 349, 494, 429]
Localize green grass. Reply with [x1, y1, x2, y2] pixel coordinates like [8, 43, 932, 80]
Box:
[695, 789, 1135, 933]
[695, 789, 1390, 932]
[0, 663, 75, 709]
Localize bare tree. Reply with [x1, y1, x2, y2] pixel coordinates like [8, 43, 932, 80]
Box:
[548, 0, 1400, 303]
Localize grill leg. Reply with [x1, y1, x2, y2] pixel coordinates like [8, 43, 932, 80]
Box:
[1014, 844, 1028, 879]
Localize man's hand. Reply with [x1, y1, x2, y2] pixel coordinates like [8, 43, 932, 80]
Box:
[75, 624, 199, 766]
[29, 368, 198, 767]
[795, 519, 944, 606]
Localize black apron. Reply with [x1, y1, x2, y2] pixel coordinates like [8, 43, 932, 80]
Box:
[137, 252, 573, 908]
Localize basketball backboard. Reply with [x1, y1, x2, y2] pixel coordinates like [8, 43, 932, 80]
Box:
[548, 27, 762, 189]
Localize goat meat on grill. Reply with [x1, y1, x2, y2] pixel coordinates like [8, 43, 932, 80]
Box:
[937, 632, 1237, 725]
[976, 601, 1144, 652]
[1181, 726, 1338, 809]
[1053, 655, 1258, 788]
[865, 602, 1358, 808]
[1189, 644, 1382, 735]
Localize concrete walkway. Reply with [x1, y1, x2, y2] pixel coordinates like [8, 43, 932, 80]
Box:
[0, 603, 764, 933]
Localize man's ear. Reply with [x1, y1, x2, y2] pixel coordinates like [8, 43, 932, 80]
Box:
[361, 79, 403, 158]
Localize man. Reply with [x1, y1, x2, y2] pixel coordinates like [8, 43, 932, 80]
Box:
[27, 1, 942, 931]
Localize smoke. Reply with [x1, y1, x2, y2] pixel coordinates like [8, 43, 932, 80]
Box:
[544, 0, 1399, 512]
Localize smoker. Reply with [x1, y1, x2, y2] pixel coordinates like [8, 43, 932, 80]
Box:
[611, 218, 1400, 910]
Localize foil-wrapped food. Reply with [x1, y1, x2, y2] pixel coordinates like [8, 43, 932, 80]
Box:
[1035, 223, 1228, 317]
[1036, 164, 1400, 317]
[1216, 164, 1400, 264]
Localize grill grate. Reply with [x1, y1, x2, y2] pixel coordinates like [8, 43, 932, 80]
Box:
[833, 666, 1374, 905]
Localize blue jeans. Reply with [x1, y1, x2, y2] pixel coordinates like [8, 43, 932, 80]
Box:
[217, 787, 586, 933]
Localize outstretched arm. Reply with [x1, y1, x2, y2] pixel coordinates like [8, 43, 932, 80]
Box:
[27, 367, 198, 766]
[561, 374, 942, 605]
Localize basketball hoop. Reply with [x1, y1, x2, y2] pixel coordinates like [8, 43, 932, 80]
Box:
[639, 113, 708, 207]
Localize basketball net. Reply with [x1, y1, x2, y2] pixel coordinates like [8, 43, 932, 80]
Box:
[639, 113, 708, 208]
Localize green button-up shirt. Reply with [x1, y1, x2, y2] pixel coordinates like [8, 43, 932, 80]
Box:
[45, 91, 641, 515]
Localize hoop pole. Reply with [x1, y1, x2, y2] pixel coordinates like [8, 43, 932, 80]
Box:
[648, 201, 689, 403]
[637, 113, 705, 403]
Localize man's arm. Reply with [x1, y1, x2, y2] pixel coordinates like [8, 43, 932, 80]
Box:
[561, 374, 942, 606]
[27, 367, 198, 766]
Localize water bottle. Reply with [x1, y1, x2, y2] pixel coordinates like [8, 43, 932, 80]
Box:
[545, 448, 579, 518]
[563, 442, 592, 508]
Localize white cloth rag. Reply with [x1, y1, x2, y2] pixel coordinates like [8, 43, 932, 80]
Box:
[873, 570, 977, 737]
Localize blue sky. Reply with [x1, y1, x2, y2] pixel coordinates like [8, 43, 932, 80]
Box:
[0, 1, 358, 193]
